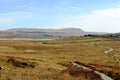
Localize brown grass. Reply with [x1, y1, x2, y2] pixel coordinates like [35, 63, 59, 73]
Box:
[0, 37, 120, 80]
[61, 67, 101, 80]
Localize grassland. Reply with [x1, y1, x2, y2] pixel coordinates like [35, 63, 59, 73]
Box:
[0, 37, 120, 80]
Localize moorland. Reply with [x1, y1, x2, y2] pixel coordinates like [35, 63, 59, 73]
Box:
[0, 37, 120, 80]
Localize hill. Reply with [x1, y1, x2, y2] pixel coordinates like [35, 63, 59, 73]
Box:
[0, 28, 106, 39]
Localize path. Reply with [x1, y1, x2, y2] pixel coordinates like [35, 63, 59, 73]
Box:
[71, 62, 113, 80]
[91, 41, 120, 63]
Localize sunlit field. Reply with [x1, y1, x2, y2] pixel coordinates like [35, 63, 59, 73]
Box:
[99, 40, 120, 59]
[0, 37, 120, 80]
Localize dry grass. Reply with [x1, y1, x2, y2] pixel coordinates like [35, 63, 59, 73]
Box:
[61, 67, 101, 80]
[99, 40, 120, 59]
[0, 37, 120, 80]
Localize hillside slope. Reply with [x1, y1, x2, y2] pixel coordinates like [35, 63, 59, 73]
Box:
[0, 28, 106, 39]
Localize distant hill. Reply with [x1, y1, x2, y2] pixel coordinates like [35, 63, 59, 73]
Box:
[0, 28, 106, 39]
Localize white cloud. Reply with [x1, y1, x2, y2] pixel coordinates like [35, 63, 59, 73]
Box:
[0, 17, 15, 26]
[0, 11, 36, 22]
[60, 0, 69, 6]
[67, 6, 82, 12]
[93, 8, 120, 17]
[54, 7, 120, 33]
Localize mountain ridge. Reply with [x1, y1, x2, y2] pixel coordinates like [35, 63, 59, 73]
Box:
[0, 28, 106, 39]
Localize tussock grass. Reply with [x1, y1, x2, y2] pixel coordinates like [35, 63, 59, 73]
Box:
[61, 67, 101, 80]
[0, 37, 120, 80]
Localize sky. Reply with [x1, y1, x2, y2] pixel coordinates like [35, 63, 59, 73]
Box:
[0, 0, 120, 32]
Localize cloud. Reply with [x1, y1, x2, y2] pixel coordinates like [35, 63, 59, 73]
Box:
[54, 7, 120, 33]
[69, 6, 81, 10]
[0, 11, 38, 28]
[93, 8, 120, 17]
[60, 0, 69, 6]
[0, 17, 15, 26]
[0, 11, 36, 20]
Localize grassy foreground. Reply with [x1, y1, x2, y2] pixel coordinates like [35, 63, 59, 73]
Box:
[0, 37, 120, 80]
